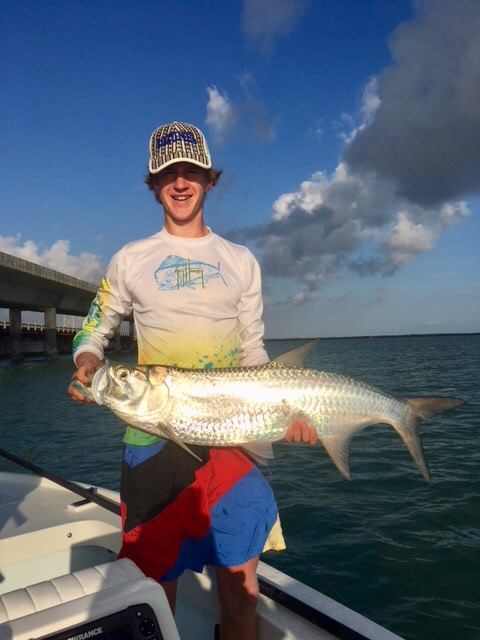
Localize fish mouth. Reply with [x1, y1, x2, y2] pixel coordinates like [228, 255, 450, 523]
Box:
[91, 363, 109, 405]
[70, 379, 95, 401]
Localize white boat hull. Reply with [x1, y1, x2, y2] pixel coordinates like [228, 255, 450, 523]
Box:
[0, 471, 404, 640]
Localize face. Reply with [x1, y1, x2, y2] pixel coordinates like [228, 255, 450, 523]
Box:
[153, 162, 212, 229]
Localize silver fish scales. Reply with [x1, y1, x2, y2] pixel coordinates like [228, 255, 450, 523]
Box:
[72, 341, 464, 481]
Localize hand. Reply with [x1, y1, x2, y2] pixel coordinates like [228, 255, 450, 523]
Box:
[67, 353, 102, 404]
[284, 418, 318, 445]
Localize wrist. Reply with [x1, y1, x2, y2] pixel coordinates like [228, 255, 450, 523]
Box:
[76, 352, 102, 371]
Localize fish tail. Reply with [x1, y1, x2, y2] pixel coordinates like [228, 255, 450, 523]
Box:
[392, 397, 464, 482]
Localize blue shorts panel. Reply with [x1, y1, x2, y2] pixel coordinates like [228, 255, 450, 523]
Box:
[160, 466, 278, 581]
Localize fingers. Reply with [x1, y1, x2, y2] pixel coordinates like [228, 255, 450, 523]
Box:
[284, 421, 302, 442]
[67, 381, 94, 404]
[74, 365, 95, 384]
[67, 383, 89, 404]
[67, 366, 96, 404]
[307, 424, 318, 445]
[284, 418, 318, 445]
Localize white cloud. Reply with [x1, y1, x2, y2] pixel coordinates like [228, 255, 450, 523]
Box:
[383, 212, 435, 268]
[242, 0, 310, 53]
[0, 234, 104, 284]
[231, 2, 476, 306]
[205, 86, 237, 144]
[338, 77, 381, 144]
[205, 75, 276, 143]
[232, 163, 469, 305]
[360, 77, 381, 125]
[382, 203, 468, 270]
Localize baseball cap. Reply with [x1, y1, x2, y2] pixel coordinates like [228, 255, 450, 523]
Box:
[148, 122, 212, 174]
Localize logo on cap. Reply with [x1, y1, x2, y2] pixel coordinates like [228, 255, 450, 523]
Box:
[156, 131, 198, 149]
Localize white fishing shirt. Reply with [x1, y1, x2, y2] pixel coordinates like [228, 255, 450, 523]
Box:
[73, 227, 269, 370]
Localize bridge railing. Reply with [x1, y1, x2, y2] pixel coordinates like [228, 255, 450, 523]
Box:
[0, 321, 133, 336]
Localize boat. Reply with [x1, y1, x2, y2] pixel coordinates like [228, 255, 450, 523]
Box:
[0, 449, 405, 640]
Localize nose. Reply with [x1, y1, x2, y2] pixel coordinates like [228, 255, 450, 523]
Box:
[173, 174, 188, 190]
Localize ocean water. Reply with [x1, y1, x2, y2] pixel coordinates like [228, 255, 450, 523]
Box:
[0, 334, 478, 640]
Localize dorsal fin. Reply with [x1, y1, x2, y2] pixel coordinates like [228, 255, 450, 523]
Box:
[272, 339, 319, 368]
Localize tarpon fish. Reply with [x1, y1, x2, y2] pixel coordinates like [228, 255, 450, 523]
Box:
[72, 341, 464, 481]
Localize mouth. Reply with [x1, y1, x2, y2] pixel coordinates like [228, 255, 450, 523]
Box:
[171, 194, 192, 202]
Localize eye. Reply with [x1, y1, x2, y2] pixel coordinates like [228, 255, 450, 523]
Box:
[116, 367, 130, 381]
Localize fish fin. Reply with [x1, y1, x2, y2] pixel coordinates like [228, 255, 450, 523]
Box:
[215, 261, 227, 286]
[159, 425, 202, 462]
[407, 397, 465, 419]
[319, 430, 356, 480]
[392, 396, 464, 483]
[241, 441, 274, 465]
[389, 412, 430, 482]
[272, 339, 319, 368]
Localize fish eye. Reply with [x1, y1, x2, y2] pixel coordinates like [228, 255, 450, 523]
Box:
[116, 367, 130, 381]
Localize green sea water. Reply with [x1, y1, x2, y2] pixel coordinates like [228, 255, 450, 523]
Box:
[0, 334, 478, 639]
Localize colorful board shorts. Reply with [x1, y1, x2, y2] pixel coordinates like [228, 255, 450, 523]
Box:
[118, 440, 279, 582]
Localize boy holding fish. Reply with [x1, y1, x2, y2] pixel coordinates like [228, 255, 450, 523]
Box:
[68, 122, 316, 640]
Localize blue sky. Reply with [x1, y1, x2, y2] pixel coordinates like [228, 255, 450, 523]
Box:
[1, 0, 479, 337]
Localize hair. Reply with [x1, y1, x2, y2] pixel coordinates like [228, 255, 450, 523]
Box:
[144, 167, 223, 194]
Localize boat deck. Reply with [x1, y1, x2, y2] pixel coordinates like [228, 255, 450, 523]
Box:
[0, 471, 403, 640]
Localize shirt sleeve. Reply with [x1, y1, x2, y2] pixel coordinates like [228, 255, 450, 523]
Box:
[72, 251, 133, 365]
[237, 249, 269, 366]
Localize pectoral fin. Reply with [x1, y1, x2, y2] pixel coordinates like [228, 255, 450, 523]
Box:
[159, 425, 202, 462]
[242, 441, 274, 465]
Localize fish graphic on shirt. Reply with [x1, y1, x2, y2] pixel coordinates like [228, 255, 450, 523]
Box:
[154, 255, 227, 290]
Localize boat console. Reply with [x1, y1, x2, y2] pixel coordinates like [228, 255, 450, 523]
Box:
[0, 559, 180, 640]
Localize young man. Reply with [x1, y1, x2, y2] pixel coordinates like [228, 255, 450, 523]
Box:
[68, 122, 316, 640]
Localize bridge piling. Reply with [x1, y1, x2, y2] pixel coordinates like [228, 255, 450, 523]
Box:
[8, 308, 23, 363]
[44, 307, 58, 360]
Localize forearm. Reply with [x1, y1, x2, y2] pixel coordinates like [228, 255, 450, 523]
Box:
[73, 258, 132, 365]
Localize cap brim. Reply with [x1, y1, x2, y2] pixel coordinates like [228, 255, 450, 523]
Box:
[149, 156, 212, 174]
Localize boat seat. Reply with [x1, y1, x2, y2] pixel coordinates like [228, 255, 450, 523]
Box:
[0, 559, 180, 640]
[0, 558, 142, 623]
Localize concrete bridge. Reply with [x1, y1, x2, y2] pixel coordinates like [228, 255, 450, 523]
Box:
[0, 251, 134, 361]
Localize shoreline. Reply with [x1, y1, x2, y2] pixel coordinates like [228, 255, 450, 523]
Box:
[265, 331, 479, 341]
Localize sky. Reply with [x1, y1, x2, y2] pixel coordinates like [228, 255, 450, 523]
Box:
[1, 0, 479, 338]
